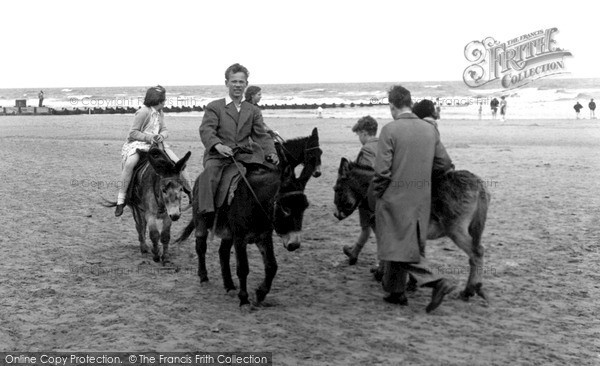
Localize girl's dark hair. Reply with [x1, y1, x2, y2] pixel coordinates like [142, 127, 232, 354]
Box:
[412, 99, 438, 120]
[244, 86, 262, 104]
[143, 85, 166, 107]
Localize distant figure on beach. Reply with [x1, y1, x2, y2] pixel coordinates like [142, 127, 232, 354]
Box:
[434, 97, 442, 119]
[574, 101, 583, 119]
[114, 85, 192, 216]
[478, 102, 483, 120]
[244, 85, 262, 106]
[317, 106, 323, 118]
[342, 115, 379, 265]
[589, 99, 596, 119]
[490, 98, 499, 119]
[38, 91, 44, 107]
[500, 96, 507, 121]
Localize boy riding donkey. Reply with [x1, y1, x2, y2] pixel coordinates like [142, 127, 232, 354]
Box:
[196, 63, 279, 231]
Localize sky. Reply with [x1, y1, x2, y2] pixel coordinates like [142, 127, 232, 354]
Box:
[1, 0, 598, 88]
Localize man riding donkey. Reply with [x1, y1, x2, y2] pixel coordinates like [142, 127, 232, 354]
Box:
[196, 63, 279, 231]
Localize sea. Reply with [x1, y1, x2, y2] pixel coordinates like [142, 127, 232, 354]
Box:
[1, 77, 599, 120]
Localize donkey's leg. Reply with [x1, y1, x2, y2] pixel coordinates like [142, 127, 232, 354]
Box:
[160, 219, 172, 266]
[133, 208, 148, 254]
[447, 222, 485, 301]
[233, 237, 250, 307]
[147, 216, 161, 263]
[194, 215, 209, 282]
[255, 233, 278, 304]
[219, 238, 236, 292]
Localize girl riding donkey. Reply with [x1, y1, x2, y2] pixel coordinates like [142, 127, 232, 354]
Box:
[115, 85, 192, 216]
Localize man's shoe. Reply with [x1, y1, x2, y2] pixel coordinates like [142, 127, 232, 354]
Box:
[115, 204, 126, 217]
[383, 292, 408, 306]
[426, 279, 455, 313]
[343, 245, 358, 265]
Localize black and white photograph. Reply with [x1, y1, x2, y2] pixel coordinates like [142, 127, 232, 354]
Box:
[1, 0, 598, 365]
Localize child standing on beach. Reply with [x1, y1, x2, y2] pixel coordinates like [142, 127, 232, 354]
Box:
[114, 85, 191, 217]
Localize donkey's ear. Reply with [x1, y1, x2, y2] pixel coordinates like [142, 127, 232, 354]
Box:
[174, 151, 191, 173]
[311, 127, 319, 139]
[338, 157, 350, 176]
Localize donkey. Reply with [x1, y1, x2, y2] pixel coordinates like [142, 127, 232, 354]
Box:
[176, 164, 308, 308]
[333, 157, 490, 301]
[104, 146, 191, 265]
[175, 131, 320, 308]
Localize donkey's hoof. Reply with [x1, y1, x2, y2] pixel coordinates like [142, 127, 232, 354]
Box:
[459, 288, 475, 301]
[255, 288, 268, 304]
[475, 283, 488, 301]
[199, 275, 209, 283]
[286, 242, 301, 252]
[140, 245, 149, 254]
[343, 245, 358, 265]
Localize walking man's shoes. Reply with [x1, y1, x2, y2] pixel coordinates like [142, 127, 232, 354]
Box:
[426, 279, 455, 313]
[384, 292, 408, 306]
[115, 204, 126, 217]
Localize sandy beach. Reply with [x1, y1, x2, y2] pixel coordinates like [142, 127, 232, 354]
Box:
[0, 114, 599, 365]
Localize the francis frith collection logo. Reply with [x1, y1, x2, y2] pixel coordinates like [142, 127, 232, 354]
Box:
[463, 28, 572, 89]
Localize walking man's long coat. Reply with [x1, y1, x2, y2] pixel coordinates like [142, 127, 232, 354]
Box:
[371, 112, 453, 263]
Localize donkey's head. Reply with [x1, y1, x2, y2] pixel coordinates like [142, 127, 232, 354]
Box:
[333, 157, 368, 220]
[274, 165, 309, 252]
[148, 149, 191, 222]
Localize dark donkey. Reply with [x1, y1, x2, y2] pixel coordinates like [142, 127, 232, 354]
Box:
[175, 131, 321, 308]
[333, 157, 490, 301]
[104, 146, 191, 265]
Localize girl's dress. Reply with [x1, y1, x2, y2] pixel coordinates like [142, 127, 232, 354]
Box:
[120, 107, 164, 166]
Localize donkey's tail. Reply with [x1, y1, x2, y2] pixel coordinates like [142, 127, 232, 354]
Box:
[174, 218, 195, 244]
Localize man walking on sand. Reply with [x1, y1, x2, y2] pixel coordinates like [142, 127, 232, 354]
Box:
[574, 101, 583, 119]
[370, 85, 455, 313]
[589, 99, 596, 119]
